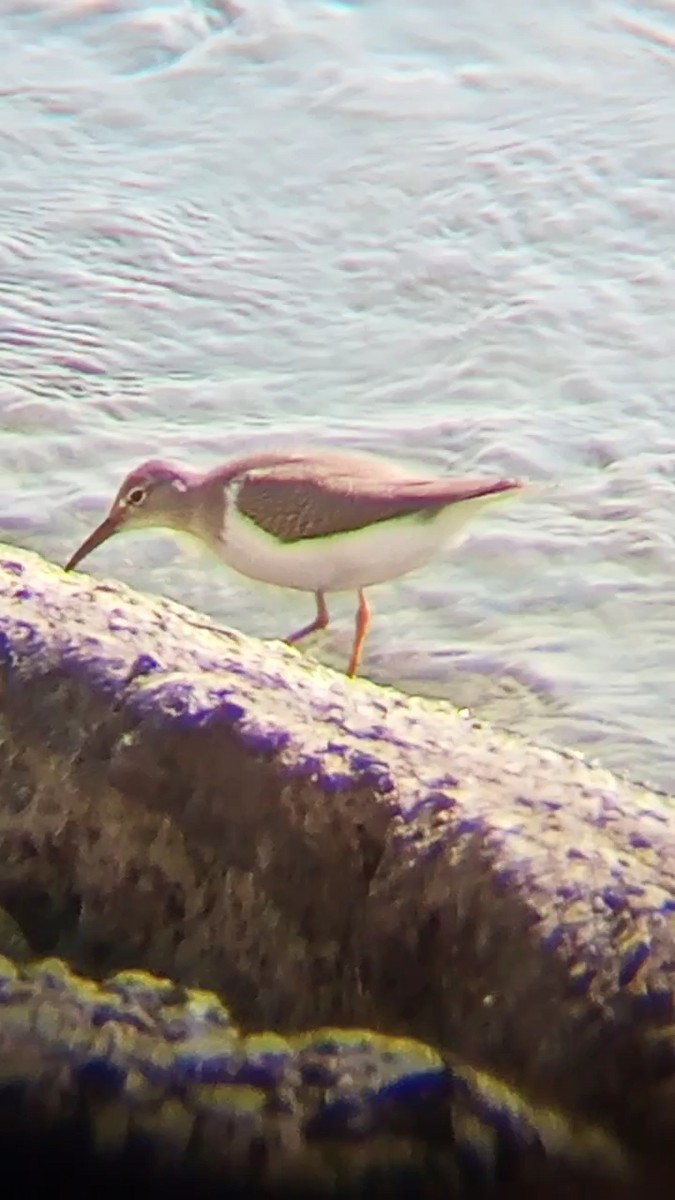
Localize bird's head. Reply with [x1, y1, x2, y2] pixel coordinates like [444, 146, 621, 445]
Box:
[64, 460, 193, 573]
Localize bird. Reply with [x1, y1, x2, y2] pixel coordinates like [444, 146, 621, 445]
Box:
[64, 447, 524, 677]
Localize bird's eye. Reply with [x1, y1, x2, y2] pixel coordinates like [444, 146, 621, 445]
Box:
[126, 487, 146, 506]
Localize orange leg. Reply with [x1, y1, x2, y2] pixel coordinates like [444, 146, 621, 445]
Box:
[286, 590, 330, 645]
[347, 589, 370, 678]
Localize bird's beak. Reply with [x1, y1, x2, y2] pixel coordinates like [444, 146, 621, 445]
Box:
[64, 510, 122, 573]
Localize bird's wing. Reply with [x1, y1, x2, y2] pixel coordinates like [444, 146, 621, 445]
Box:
[233, 464, 521, 544]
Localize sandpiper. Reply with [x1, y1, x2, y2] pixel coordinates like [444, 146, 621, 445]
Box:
[64, 447, 524, 676]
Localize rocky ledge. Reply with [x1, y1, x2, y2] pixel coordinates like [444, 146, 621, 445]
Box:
[0, 545, 673, 1196]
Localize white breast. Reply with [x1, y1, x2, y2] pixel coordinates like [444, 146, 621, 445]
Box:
[214, 488, 511, 594]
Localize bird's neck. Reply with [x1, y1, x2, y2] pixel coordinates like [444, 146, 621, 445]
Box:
[186, 476, 229, 547]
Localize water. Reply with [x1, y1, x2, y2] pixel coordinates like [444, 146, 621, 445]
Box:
[1, 0, 675, 791]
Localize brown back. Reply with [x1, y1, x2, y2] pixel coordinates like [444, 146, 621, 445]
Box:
[231, 457, 521, 544]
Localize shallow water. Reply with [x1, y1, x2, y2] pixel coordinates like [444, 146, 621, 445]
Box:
[1, 0, 675, 790]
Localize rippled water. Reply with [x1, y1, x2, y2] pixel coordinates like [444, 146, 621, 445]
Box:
[1, 0, 675, 790]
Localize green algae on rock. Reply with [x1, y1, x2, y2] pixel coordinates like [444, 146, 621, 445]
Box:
[0, 955, 630, 1195]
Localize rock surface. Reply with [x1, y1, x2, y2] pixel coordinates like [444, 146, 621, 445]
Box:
[0, 544, 674, 1193]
